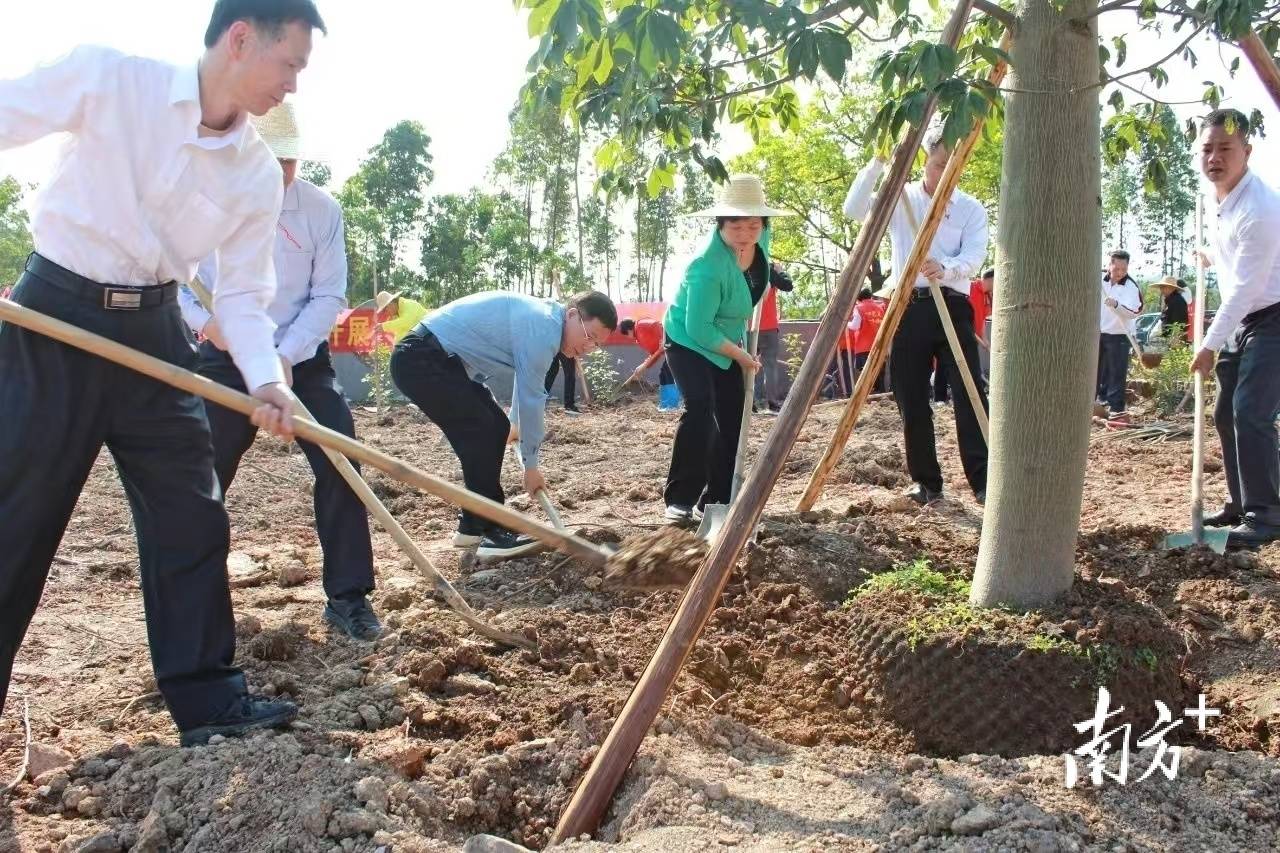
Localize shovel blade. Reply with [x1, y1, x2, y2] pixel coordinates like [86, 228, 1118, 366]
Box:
[1162, 528, 1229, 554]
[696, 503, 729, 542]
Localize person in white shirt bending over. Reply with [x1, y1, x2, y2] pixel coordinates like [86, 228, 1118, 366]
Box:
[0, 0, 327, 747]
[843, 126, 990, 506]
[1190, 108, 1280, 548]
[181, 101, 381, 642]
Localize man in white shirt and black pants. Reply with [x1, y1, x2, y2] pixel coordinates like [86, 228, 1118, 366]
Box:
[0, 0, 326, 746]
[1191, 109, 1280, 547]
[181, 102, 379, 641]
[1097, 250, 1143, 423]
[843, 128, 990, 505]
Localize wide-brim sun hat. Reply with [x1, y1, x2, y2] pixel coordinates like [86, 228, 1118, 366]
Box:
[1147, 276, 1188, 293]
[375, 290, 402, 313]
[686, 174, 794, 218]
[252, 102, 303, 160]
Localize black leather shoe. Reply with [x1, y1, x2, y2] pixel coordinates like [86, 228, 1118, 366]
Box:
[325, 596, 383, 641]
[1227, 515, 1280, 549]
[905, 483, 943, 505]
[180, 696, 297, 747]
[974, 490, 986, 506]
[1203, 508, 1242, 528]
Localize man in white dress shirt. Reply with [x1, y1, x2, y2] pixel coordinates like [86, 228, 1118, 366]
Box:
[843, 127, 990, 505]
[181, 102, 379, 640]
[0, 0, 326, 746]
[1096, 249, 1143, 423]
[1190, 109, 1280, 547]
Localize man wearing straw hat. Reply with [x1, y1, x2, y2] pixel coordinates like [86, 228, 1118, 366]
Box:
[843, 128, 990, 505]
[181, 100, 382, 642]
[0, 0, 326, 745]
[1191, 108, 1280, 547]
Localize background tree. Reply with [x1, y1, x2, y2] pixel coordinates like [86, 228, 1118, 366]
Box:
[0, 176, 34, 287]
[299, 160, 332, 188]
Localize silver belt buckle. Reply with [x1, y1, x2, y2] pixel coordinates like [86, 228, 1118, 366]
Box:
[103, 287, 142, 310]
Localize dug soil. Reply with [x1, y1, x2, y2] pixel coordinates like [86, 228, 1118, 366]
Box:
[2, 395, 1278, 852]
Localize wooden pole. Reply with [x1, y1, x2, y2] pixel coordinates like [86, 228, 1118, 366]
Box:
[1191, 196, 1207, 544]
[548, 2, 977, 842]
[927, 281, 990, 442]
[1239, 30, 1280, 111]
[186, 280, 534, 650]
[796, 32, 1011, 512]
[0, 297, 612, 570]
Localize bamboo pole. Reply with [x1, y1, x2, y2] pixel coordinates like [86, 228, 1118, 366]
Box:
[548, 2, 977, 842]
[1239, 30, 1280, 111]
[927, 280, 990, 441]
[796, 32, 1011, 512]
[0, 298, 613, 574]
[186, 279, 534, 650]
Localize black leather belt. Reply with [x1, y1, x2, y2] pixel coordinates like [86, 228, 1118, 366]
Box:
[25, 253, 177, 311]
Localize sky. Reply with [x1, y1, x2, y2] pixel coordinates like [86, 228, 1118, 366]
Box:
[1, 1, 1277, 291]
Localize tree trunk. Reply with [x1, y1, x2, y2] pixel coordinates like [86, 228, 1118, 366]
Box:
[970, 0, 1101, 609]
[575, 131, 585, 283]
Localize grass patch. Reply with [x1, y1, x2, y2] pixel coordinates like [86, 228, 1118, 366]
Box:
[904, 601, 995, 651]
[1132, 647, 1159, 672]
[849, 558, 970, 602]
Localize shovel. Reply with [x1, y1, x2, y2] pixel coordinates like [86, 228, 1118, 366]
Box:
[1162, 198, 1229, 554]
[1105, 301, 1162, 369]
[697, 299, 764, 543]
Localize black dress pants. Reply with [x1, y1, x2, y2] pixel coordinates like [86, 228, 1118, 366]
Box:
[1097, 333, 1131, 413]
[391, 330, 510, 536]
[197, 342, 374, 602]
[543, 353, 577, 408]
[0, 255, 245, 730]
[889, 289, 988, 495]
[1214, 307, 1280, 525]
[664, 340, 745, 509]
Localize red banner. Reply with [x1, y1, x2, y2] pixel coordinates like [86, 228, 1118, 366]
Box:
[328, 307, 395, 354]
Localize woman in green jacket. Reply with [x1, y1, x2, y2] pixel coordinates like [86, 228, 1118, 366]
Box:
[663, 175, 792, 521]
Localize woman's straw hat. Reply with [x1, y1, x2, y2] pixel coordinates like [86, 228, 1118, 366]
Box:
[687, 174, 793, 218]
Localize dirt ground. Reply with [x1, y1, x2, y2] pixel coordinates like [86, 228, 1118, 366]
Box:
[2, 391, 1278, 853]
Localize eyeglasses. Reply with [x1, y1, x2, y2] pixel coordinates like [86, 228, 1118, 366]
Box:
[576, 311, 607, 349]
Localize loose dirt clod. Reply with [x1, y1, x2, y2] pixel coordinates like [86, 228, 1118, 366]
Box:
[604, 527, 709, 589]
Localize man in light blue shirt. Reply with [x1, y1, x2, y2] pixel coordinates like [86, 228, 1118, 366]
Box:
[391, 290, 617, 560]
[180, 102, 380, 641]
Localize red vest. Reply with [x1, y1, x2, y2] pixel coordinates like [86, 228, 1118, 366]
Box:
[969, 284, 992, 341]
[852, 299, 886, 354]
[759, 287, 780, 332]
[634, 318, 664, 355]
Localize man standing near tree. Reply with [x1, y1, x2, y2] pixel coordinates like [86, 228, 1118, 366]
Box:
[180, 101, 381, 642]
[0, 0, 326, 746]
[1190, 108, 1280, 548]
[843, 128, 990, 505]
[1097, 249, 1142, 424]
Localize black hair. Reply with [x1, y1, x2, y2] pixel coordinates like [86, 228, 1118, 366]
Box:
[982, 269, 995, 280]
[1176, 278, 1187, 288]
[205, 0, 327, 48]
[570, 291, 618, 331]
[1202, 108, 1252, 140]
[1109, 250, 1130, 262]
[716, 216, 770, 230]
[857, 288, 873, 301]
[618, 318, 636, 335]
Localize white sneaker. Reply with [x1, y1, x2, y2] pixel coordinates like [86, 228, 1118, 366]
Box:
[665, 504, 693, 522]
[452, 531, 483, 548]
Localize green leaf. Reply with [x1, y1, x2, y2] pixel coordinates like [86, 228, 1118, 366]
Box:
[593, 38, 614, 84]
[527, 0, 562, 37]
[785, 29, 819, 80]
[1111, 36, 1127, 68]
[1108, 89, 1124, 112]
[814, 28, 853, 82]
